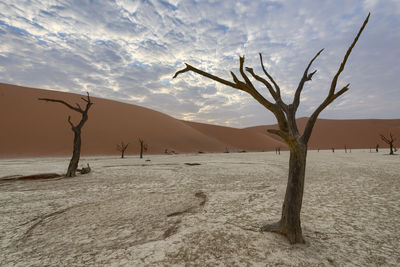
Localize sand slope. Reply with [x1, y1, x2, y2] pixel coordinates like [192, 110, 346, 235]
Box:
[247, 117, 400, 150]
[0, 83, 285, 157]
[1, 83, 399, 157]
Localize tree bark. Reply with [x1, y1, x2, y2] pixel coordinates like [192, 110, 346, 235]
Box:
[262, 142, 306, 244]
[66, 128, 81, 177]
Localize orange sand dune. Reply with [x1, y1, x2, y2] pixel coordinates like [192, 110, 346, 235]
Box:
[247, 117, 400, 150]
[0, 83, 283, 158]
[1, 83, 399, 157]
[183, 120, 285, 152]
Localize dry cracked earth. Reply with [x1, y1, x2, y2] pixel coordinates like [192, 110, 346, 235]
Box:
[1, 151, 399, 266]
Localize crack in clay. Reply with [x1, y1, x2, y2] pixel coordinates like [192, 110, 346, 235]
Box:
[167, 191, 207, 217]
[163, 219, 182, 239]
[18, 204, 86, 243]
[224, 221, 261, 233]
[0, 173, 63, 182]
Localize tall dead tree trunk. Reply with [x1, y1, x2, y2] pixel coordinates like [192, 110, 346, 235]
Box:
[139, 138, 148, 159]
[39, 93, 93, 177]
[173, 14, 369, 244]
[116, 141, 129, 158]
[380, 133, 396, 155]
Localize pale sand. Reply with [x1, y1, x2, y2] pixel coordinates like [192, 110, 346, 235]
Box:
[1, 150, 399, 266]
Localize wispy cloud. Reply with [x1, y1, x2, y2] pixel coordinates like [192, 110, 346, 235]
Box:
[0, 0, 399, 127]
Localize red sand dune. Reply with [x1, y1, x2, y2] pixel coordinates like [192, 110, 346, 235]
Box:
[0, 83, 399, 158]
[246, 117, 400, 150]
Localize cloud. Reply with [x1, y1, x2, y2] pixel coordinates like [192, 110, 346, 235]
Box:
[0, 0, 399, 127]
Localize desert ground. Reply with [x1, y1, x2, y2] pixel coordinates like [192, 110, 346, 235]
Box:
[0, 150, 399, 266]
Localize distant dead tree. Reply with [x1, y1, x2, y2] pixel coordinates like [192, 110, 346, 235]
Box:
[332, 148, 335, 153]
[173, 14, 369, 243]
[39, 92, 93, 177]
[345, 145, 347, 153]
[376, 144, 379, 152]
[139, 138, 148, 159]
[380, 133, 396, 155]
[116, 141, 129, 158]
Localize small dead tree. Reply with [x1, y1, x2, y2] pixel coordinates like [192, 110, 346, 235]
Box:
[345, 145, 347, 153]
[376, 144, 379, 152]
[116, 141, 129, 158]
[380, 133, 396, 155]
[173, 14, 369, 243]
[39, 93, 93, 177]
[139, 138, 148, 159]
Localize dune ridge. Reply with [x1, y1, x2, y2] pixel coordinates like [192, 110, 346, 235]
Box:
[1, 83, 399, 158]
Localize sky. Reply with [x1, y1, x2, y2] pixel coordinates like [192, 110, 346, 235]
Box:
[0, 0, 399, 128]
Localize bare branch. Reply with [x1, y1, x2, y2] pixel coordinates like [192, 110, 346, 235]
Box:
[301, 13, 369, 143]
[391, 134, 396, 142]
[67, 115, 75, 129]
[267, 129, 288, 141]
[245, 67, 278, 100]
[81, 92, 91, 103]
[38, 98, 82, 113]
[293, 49, 324, 111]
[259, 53, 281, 97]
[329, 13, 370, 96]
[380, 133, 395, 144]
[173, 59, 276, 112]
[380, 134, 389, 144]
[239, 56, 256, 91]
[230, 71, 247, 91]
[173, 63, 238, 89]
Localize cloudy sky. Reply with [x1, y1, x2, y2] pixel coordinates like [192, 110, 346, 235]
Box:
[0, 0, 399, 127]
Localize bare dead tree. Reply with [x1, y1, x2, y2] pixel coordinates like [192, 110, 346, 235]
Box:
[376, 144, 379, 152]
[380, 133, 396, 155]
[345, 145, 347, 153]
[139, 138, 148, 159]
[116, 141, 129, 158]
[173, 14, 369, 244]
[39, 93, 93, 177]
